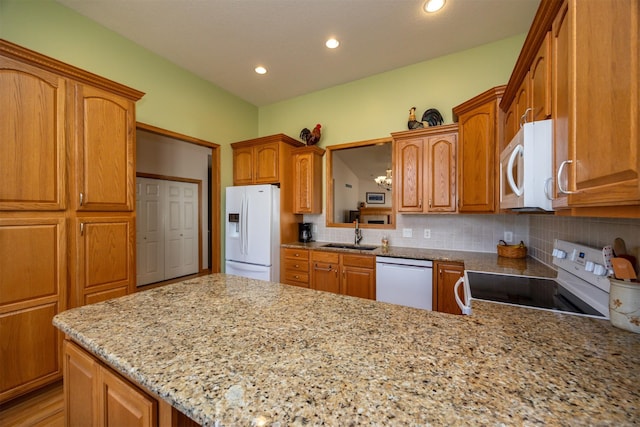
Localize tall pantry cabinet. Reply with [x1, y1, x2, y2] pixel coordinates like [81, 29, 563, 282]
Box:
[0, 40, 144, 403]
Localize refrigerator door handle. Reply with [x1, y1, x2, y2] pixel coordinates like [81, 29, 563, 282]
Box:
[240, 196, 246, 254]
[244, 197, 249, 255]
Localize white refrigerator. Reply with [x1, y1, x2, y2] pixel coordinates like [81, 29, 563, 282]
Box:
[225, 184, 280, 281]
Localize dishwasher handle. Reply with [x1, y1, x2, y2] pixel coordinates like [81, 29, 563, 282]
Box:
[454, 276, 472, 315]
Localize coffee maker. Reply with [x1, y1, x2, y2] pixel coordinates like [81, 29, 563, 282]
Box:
[298, 223, 313, 243]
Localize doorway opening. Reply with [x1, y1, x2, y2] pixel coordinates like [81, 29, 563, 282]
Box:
[135, 122, 220, 288]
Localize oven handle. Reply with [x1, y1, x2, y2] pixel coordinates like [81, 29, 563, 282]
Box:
[454, 276, 472, 315]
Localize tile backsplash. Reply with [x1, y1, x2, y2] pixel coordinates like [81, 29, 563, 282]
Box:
[304, 213, 640, 270]
[529, 215, 640, 268]
[304, 213, 529, 253]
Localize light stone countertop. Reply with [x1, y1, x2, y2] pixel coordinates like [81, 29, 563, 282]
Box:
[54, 274, 640, 426]
[282, 241, 557, 278]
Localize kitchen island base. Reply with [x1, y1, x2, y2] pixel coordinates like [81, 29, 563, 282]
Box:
[64, 339, 198, 427]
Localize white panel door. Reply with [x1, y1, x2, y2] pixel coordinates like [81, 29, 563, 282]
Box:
[165, 181, 199, 279]
[136, 178, 165, 286]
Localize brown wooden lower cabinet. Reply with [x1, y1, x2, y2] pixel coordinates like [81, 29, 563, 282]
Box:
[0, 217, 66, 404]
[280, 247, 310, 288]
[309, 250, 376, 300]
[63, 339, 198, 427]
[433, 261, 465, 315]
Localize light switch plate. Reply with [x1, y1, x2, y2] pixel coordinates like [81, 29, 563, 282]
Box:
[402, 228, 412, 238]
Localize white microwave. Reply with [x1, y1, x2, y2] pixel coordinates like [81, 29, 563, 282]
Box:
[499, 119, 554, 211]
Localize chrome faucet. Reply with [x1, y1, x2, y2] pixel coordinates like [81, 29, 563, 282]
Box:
[354, 218, 363, 245]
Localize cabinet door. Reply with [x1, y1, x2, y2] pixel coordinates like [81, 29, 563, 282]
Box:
[342, 266, 375, 300]
[567, 0, 639, 207]
[0, 218, 65, 403]
[74, 84, 135, 211]
[396, 139, 424, 212]
[514, 73, 531, 126]
[0, 56, 66, 211]
[551, 1, 570, 209]
[530, 32, 551, 121]
[310, 251, 340, 294]
[341, 254, 375, 299]
[73, 216, 135, 307]
[233, 146, 254, 185]
[100, 366, 157, 427]
[427, 134, 457, 212]
[434, 262, 464, 315]
[254, 142, 280, 183]
[293, 151, 322, 214]
[64, 340, 100, 427]
[502, 101, 517, 152]
[458, 102, 496, 213]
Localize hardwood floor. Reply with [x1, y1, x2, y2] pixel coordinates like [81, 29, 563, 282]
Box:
[0, 382, 63, 427]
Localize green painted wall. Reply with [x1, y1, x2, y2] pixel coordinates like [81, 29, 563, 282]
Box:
[258, 34, 525, 146]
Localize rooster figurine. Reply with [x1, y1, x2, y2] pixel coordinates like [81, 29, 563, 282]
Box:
[407, 107, 424, 129]
[300, 124, 322, 145]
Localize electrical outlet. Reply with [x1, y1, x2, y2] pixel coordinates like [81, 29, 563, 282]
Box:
[402, 228, 412, 238]
[504, 231, 513, 243]
[424, 229, 431, 239]
[312, 224, 318, 233]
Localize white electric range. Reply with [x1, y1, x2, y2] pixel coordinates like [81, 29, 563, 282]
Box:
[455, 239, 611, 319]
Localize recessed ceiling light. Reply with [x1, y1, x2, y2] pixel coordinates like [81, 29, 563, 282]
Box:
[325, 38, 340, 49]
[424, 0, 445, 13]
[255, 66, 267, 75]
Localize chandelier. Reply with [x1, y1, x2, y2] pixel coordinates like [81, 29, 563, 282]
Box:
[374, 169, 392, 191]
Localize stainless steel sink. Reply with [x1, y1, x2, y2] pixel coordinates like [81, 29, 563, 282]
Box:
[322, 243, 378, 251]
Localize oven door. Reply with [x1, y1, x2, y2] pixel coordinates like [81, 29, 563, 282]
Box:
[499, 130, 524, 209]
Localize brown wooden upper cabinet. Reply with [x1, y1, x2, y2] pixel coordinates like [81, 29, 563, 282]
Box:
[501, 0, 639, 217]
[530, 31, 551, 122]
[392, 124, 458, 213]
[453, 86, 505, 214]
[231, 134, 304, 186]
[552, 0, 639, 211]
[72, 84, 136, 212]
[292, 145, 325, 214]
[0, 55, 66, 211]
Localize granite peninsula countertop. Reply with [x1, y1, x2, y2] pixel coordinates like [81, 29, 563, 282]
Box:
[282, 241, 557, 278]
[54, 274, 640, 426]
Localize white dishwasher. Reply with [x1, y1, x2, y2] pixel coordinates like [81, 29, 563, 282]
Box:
[376, 256, 433, 310]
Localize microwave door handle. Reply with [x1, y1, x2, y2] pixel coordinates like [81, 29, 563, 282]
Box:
[544, 177, 554, 200]
[507, 144, 524, 197]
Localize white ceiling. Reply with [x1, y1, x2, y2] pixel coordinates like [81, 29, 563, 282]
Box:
[56, 0, 540, 107]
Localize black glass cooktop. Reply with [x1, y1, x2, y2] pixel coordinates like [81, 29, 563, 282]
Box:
[465, 272, 604, 317]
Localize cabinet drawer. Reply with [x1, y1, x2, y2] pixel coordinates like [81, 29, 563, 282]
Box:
[342, 254, 375, 269]
[284, 258, 308, 272]
[311, 250, 339, 264]
[283, 270, 309, 284]
[282, 247, 309, 261]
